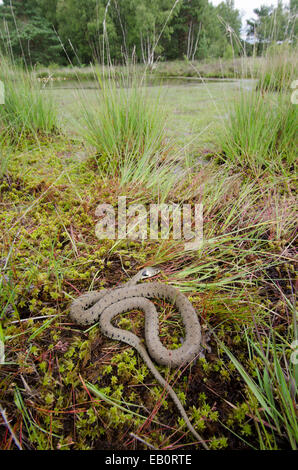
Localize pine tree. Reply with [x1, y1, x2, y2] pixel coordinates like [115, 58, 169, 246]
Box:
[0, 0, 62, 64]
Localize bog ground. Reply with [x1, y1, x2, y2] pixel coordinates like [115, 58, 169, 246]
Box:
[0, 62, 297, 450]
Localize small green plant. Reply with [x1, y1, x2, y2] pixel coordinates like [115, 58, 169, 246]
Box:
[219, 317, 298, 450]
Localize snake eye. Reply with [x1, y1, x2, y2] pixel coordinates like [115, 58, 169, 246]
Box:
[141, 269, 150, 278]
[141, 267, 160, 279]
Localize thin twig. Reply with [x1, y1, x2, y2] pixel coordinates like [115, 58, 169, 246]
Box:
[0, 406, 23, 450]
[10, 314, 60, 325]
[129, 432, 157, 450]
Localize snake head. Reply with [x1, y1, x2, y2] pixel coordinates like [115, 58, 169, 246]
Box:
[140, 267, 160, 279]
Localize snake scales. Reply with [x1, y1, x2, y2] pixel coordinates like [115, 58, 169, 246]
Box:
[70, 267, 209, 450]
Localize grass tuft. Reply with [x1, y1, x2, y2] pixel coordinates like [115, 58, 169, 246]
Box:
[0, 57, 60, 143]
[218, 89, 297, 173]
[257, 44, 297, 93]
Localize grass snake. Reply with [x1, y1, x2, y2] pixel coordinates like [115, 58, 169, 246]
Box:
[70, 267, 209, 450]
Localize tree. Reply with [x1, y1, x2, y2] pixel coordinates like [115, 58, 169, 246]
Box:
[216, 0, 242, 55]
[167, 0, 208, 60]
[56, 0, 98, 64]
[166, 0, 241, 61]
[286, 0, 297, 41]
[0, 0, 62, 64]
[108, 0, 181, 65]
[246, 1, 295, 54]
[40, 0, 59, 29]
[0, 0, 286, 65]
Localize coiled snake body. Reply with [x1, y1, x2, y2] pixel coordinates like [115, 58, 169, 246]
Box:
[70, 268, 208, 450]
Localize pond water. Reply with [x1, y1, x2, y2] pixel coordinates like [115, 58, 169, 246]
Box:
[42, 75, 256, 91]
[45, 77, 257, 148]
